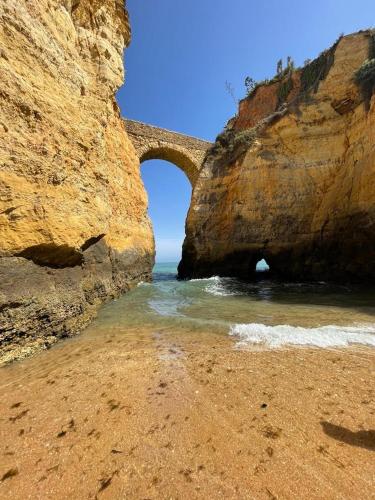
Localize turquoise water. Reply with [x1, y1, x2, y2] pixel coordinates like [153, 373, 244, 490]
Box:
[89, 262, 375, 349]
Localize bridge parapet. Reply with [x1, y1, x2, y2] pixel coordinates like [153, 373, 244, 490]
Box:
[124, 119, 212, 186]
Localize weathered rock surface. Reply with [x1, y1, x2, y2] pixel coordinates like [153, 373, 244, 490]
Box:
[179, 32, 375, 282]
[0, 0, 154, 363]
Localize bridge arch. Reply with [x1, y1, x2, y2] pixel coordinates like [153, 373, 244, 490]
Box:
[139, 145, 200, 186]
[125, 119, 212, 187]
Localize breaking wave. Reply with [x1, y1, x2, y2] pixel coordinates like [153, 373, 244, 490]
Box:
[189, 276, 221, 282]
[204, 278, 239, 297]
[229, 323, 375, 349]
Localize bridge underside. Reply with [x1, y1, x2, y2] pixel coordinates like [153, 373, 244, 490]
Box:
[125, 119, 212, 186]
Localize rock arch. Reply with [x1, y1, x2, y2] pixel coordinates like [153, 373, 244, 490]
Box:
[125, 119, 212, 186]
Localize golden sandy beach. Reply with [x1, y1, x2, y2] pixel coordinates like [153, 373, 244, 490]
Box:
[1, 326, 374, 499]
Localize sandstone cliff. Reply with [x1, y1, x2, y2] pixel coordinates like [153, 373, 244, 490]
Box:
[0, 0, 154, 363]
[179, 31, 375, 282]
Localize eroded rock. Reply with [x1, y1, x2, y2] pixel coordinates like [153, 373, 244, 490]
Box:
[0, 0, 154, 363]
[179, 32, 375, 282]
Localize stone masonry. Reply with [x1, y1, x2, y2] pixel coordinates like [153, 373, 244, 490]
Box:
[125, 120, 212, 186]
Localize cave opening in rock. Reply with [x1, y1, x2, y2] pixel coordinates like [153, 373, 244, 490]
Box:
[141, 159, 192, 265]
[255, 258, 270, 273]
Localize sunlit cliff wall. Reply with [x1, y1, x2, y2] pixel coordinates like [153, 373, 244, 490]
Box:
[0, 0, 154, 363]
[179, 32, 375, 283]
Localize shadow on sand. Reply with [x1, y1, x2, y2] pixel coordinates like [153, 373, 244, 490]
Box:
[321, 421, 375, 451]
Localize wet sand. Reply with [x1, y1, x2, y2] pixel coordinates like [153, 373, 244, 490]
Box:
[0, 327, 374, 499]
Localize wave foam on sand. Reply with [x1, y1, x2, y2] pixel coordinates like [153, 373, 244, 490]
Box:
[230, 323, 375, 348]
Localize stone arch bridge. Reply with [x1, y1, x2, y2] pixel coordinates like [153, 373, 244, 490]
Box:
[125, 119, 212, 186]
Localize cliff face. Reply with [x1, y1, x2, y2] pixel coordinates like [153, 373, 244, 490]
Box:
[0, 0, 154, 363]
[179, 32, 375, 282]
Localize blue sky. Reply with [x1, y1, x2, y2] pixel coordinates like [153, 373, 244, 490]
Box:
[117, 0, 374, 262]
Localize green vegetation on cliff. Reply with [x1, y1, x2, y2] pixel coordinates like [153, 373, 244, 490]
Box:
[355, 31, 375, 109]
[206, 127, 257, 168]
[277, 76, 294, 105]
[300, 39, 340, 94]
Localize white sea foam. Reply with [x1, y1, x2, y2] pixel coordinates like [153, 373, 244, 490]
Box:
[197, 277, 240, 297]
[229, 323, 375, 349]
[205, 282, 238, 296]
[190, 276, 221, 282]
[189, 276, 238, 296]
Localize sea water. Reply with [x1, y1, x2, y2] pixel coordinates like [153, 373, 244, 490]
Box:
[88, 262, 375, 350]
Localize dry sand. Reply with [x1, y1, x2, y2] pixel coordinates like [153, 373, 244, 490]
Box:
[0, 327, 374, 499]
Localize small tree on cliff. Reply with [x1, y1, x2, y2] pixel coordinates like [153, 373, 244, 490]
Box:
[244, 76, 256, 96]
[277, 59, 283, 76]
[286, 56, 295, 72]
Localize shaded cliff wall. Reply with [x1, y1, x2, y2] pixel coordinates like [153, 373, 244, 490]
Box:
[179, 32, 375, 282]
[0, 0, 154, 363]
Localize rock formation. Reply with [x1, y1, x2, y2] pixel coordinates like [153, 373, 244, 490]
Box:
[0, 0, 154, 363]
[179, 31, 375, 282]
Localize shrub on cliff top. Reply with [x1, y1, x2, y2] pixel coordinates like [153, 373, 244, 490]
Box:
[244, 57, 296, 102]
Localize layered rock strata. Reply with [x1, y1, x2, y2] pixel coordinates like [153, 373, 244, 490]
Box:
[179, 31, 375, 282]
[0, 0, 154, 363]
